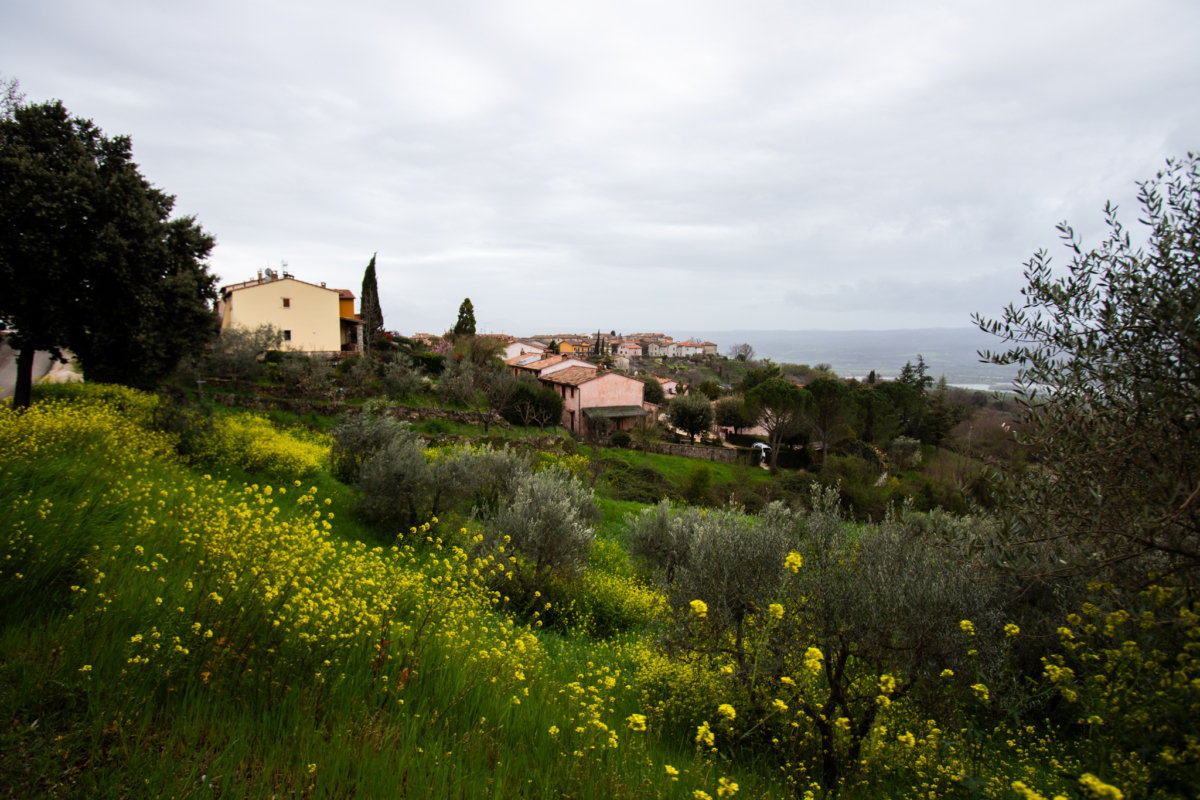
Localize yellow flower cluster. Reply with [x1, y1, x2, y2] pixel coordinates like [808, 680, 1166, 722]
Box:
[187, 412, 329, 476]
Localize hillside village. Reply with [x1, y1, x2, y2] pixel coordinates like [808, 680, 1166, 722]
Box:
[4, 25, 1198, 797]
[213, 268, 744, 441]
[5, 158, 1199, 799]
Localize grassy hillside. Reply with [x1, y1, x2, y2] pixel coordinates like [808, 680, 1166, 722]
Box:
[2, 384, 1191, 798]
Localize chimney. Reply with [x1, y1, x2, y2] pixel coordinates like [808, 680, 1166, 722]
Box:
[257, 270, 263, 281]
[321, 282, 326, 288]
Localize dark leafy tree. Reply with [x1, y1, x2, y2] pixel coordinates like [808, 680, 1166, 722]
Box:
[805, 377, 853, 460]
[898, 354, 934, 394]
[452, 298, 476, 338]
[714, 395, 755, 434]
[360, 253, 384, 354]
[0, 100, 217, 406]
[664, 392, 715, 443]
[739, 360, 782, 394]
[696, 379, 721, 400]
[506, 377, 564, 431]
[640, 375, 666, 405]
[874, 379, 925, 439]
[745, 378, 813, 468]
[851, 384, 893, 443]
[976, 153, 1200, 581]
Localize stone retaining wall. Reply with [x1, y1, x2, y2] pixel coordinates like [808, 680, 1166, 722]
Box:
[652, 442, 740, 462]
[207, 392, 507, 428]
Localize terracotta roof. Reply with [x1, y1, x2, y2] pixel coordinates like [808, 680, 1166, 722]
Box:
[540, 366, 604, 387]
[334, 289, 356, 300]
[506, 354, 564, 370]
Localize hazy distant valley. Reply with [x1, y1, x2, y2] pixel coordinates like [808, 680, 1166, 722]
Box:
[686, 327, 1021, 389]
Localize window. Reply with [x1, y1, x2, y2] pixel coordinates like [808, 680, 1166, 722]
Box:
[283, 330, 291, 341]
[282, 297, 291, 308]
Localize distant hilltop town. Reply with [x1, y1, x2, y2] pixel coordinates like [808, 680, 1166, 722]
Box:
[410, 332, 720, 362]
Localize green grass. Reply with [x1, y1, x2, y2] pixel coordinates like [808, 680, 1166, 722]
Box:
[587, 445, 771, 487]
[4, 388, 1147, 800]
[0, 392, 782, 800]
[595, 497, 651, 544]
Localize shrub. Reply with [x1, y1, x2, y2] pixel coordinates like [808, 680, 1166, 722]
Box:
[189, 413, 329, 477]
[417, 352, 446, 375]
[610, 430, 631, 448]
[329, 412, 410, 484]
[683, 462, 712, 504]
[487, 465, 600, 585]
[279, 355, 335, 399]
[382, 357, 425, 399]
[668, 504, 790, 649]
[333, 414, 534, 531]
[888, 435, 923, 470]
[340, 355, 379, 396]
[626, 501, 707, 584]
[661, 487, 1004, 788]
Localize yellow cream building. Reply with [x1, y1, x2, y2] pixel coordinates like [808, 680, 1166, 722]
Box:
[218, 274, 358, 353]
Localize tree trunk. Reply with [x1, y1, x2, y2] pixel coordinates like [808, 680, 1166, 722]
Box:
[13, 346, 35, 409]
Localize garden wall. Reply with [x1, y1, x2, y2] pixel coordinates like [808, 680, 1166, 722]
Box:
[204, 392, 507, 428]
[652, 442, 739, 463]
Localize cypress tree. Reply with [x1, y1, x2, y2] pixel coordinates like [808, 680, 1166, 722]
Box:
[360, 253, 383, 353]
[453, 298, 476, 337]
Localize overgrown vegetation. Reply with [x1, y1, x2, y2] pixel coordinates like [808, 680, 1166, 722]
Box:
[5, 157, 1200, 798]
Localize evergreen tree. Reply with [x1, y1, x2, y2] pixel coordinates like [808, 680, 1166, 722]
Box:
[0, 99, 217, 405]
[897, 354, 933, 394]
[745, 378, 814, 468]
[453, 298, 476, 337]
[359, 253, 383, 354]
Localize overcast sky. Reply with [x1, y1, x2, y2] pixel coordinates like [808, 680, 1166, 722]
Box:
[5, 0, 1198, 336]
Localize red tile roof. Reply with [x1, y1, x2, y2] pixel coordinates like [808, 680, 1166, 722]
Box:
[540, 366, 604, 387]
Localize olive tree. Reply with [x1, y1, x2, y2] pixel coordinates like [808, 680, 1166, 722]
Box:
[626, 500, 704, 583]
[205, 324, 283, 387]
[660, 487, 1003, 788]
[487, 465, 600, 585]
[976, 153, 1200, 583]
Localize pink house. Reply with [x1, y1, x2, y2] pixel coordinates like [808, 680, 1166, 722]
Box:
[656, 377, 682, 396]
[506, 353, 596, 379]
[540, 367, 647, 435]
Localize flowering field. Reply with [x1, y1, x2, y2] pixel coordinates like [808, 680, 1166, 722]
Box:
[1, 384, 1193, 798]
[0, 386, 757, 798]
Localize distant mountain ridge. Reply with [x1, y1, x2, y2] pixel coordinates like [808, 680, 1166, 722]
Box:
[680, 328, 1020, 387]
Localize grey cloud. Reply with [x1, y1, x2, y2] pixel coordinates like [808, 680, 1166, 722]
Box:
[2, 0, 1197, 334]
